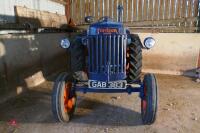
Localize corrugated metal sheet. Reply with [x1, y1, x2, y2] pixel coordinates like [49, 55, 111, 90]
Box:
[0, 0, 65, 23]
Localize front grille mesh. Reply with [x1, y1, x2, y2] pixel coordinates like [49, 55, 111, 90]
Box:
[88, 34, 127, 74]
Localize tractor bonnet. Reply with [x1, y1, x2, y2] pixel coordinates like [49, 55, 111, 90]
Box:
[87, 17, 127, 81]
[88, 17, 126, 35]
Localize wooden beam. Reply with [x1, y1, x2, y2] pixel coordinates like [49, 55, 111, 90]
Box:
[50, 0, 66, 5]
[15, 6, 67, 28]
[65, 0, 71, 22]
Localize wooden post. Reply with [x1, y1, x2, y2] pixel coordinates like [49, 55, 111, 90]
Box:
[196, 49, 200, 82]
[198, 49, 200, 69]
[65, 0, 71, 23]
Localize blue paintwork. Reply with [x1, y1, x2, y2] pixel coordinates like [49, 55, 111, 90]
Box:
[89, 72, 126, 81]
[75, 84, 142, 94]
[88, 17, 126, 35]
[73, 16, 144, 96]
[87, 17, 128, 82]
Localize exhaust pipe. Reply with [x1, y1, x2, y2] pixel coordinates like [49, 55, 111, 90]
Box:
[117, 5, 123, 22]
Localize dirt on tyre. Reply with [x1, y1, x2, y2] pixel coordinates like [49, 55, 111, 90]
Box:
[51, 73, 76, 122]
[126, 34, 142, 82]
[141, 73, 158, 125]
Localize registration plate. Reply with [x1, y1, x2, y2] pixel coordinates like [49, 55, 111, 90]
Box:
[88, 80, 127, 89]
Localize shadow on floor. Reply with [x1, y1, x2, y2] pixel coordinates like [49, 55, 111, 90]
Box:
[0, 89, 142, 127]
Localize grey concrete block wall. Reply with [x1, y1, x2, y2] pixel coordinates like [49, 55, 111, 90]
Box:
[0, 33, 73, 101]
[139, 33, 200, 76]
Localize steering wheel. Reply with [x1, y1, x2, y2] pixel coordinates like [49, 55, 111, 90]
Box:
[98, 16, 113, 22]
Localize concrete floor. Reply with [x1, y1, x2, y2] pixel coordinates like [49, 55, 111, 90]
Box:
[0, 74, 199, 133]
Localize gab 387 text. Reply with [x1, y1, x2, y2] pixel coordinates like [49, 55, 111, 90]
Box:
[89, 80, 125, 88]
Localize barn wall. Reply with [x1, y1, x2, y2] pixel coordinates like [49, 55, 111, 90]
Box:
[0, 0, 65, 23]
[0, 33, 74, 103]
[14, 6, 67, 28]
[68, 0, 200, 32]
[139, 33, 200, 76]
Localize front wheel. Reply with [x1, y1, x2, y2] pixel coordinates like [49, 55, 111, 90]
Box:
[52, 73, 76, 122]
[141, 73, 158, 125]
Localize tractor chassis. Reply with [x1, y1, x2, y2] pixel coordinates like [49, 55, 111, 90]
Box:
[52, 73, 158, 124]
[73, 80, 145, 99]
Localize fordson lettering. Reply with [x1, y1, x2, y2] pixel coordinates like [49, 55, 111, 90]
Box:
[97, 28, 118, 33]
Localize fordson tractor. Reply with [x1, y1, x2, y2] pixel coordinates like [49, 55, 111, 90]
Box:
[52, 5, 158, 125]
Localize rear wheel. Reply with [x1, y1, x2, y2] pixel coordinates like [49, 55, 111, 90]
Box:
[52, 73, 76, 122]
[141, 73, 158, 125]
[70, 36, 86, 72]
[126, 34, 142, 82]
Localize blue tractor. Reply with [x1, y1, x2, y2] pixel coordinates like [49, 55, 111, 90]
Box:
[52, 5, 158, 125]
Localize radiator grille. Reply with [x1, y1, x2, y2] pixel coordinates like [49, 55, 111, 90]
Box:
[88, 34, 127, 76]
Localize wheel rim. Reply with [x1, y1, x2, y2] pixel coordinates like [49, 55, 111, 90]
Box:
[142, 84, 147, 113]
[63, 82, 75, 113]
[126, 47, 130, 74]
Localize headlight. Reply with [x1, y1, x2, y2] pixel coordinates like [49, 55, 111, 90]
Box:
[60, 38, 70, 49]
[144, 37, 155, 49]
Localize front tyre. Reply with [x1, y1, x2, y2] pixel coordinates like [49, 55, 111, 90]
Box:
[141, 73, 158, 125]
[52, 73, 76, 122]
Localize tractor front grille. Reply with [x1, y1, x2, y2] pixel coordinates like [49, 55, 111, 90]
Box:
[87, 34, 127, 81]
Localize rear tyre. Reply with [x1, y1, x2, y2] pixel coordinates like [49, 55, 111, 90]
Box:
[70, 36, 86, 72]
[52, 73, 76, 122]
[126, 34, 142, 82]
[141, 73, 158, 125]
